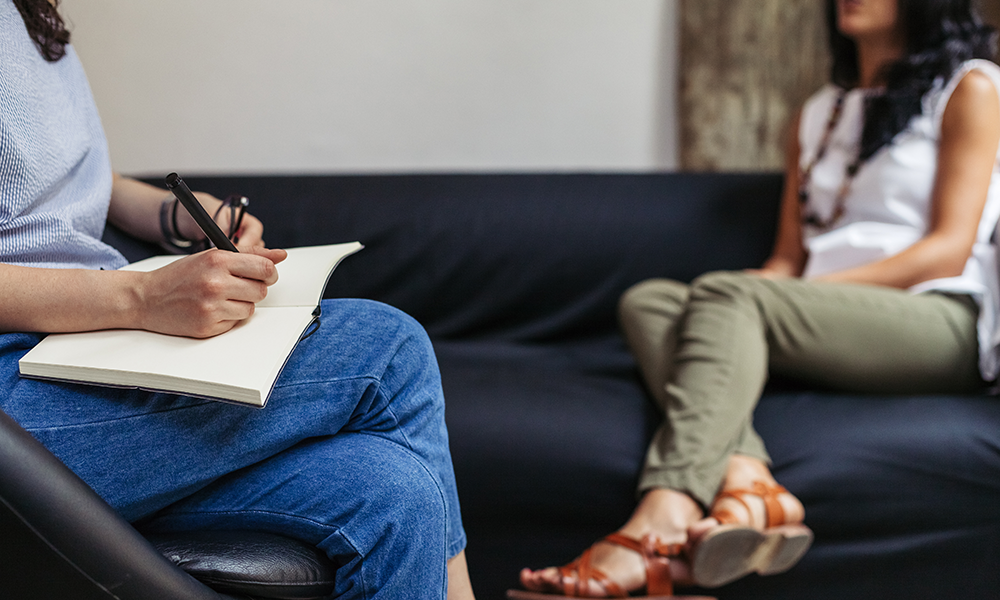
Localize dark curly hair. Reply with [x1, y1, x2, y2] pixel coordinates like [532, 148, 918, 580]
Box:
[13, 0, 71, 62]
[826, 0, 997, 162]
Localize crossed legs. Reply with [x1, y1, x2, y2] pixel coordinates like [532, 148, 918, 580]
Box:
[521, 272, 982, 596]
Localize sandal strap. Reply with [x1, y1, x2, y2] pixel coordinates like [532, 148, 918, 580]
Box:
[602, 533, 682, 597]
[713, 481, 789, 528]
[551, 532, 684, 598]
[559, 547, 628, 598]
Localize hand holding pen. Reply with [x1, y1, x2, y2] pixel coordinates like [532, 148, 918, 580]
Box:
[124, 173, 287, 338]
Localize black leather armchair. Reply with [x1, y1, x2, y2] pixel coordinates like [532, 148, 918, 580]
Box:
[0, 396, 336, 600]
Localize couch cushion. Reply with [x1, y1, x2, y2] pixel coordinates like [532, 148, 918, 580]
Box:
[439, 337, 1000, 600]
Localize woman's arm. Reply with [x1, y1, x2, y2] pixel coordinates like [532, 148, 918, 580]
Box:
[107, 174, 265, 250]
[816, 70, 1000, 289]
[0, 173, 284, 337]
[0, 247, 286, 337]
[749, 110, 808, 279]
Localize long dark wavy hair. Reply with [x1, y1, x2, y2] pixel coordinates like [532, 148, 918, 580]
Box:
[13, 0, 71, 62]
[826, 0, 997, 162]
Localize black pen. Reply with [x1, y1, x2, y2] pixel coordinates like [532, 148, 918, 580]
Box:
[165, 173, 239, 252]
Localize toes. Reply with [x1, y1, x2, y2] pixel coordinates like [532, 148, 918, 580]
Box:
[520, 567, 562, 593]
[779, 492, 806, 524]
[520, 566, 603, 597]
[687, 516, 719, 542]
[519, 567, 542, 591]
[716, 495, 755, 525]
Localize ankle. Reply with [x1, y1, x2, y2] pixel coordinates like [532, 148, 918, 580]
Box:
[724, 455, 774, 489]
[622, 488, 703, 542]
[712, 467, 807, 529]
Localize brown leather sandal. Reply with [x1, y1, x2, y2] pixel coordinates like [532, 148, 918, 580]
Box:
[689, 481, 813, 588]
[508, 532, 715, 599]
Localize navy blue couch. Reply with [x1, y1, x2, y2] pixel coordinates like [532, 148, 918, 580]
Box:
[116, 173, 1000, 600]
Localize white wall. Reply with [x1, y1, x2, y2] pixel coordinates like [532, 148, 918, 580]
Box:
[61, 0, 678, 175]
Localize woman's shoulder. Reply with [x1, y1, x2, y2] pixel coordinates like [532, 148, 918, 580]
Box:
[937, 66, 1000, 145]
[930, 60, 1000, 126]
[955, 59, 1000, 80]
[950, 68, 1000, 106]
[945, 59, 1000, 97]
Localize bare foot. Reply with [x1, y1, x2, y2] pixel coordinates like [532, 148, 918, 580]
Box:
[685, 455, 813, 587]
[689, 454, 805, 543]
[519, 488, 702, 597]
[717, 455, 803, 527]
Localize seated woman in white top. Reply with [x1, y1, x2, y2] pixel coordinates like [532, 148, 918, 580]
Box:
[517, 0, 1000, 597]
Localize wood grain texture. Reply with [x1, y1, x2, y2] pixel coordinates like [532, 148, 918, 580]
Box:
[679, 0, 830, 171]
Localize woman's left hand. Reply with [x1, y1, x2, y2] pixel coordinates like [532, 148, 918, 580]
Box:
[108, 175, 268, 251]
[232, 212, 265, 251]
[174, 192, 267, 251]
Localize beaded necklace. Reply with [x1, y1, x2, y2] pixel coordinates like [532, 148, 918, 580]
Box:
[798, 89, 863, 230]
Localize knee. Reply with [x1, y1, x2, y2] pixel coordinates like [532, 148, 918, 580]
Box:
[688, 270, 758, 304]
[618, 278, 689, 322]
[378, 302, 434, 357]
[341, 300, 438, 374]
[344, 299, 431, 346]
[344, 300, 446, 417]
[363, 443, 449, 548]
[322, 436, 450, 595]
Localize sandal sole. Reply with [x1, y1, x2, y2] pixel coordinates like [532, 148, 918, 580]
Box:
[689, 525, 763, 587]
[689, 524, 814, 587]
[757, 524, 813, 576]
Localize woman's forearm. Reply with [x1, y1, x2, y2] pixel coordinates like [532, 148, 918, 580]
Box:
[107, 174, 231, 245]
[0, 263, 143, 333]
[108, 174, 266, 251]
[814, 232, 972, 289]
[0, 248, 285, 337]
[759, 108, 808, 279]
[106, 174, 174, 244]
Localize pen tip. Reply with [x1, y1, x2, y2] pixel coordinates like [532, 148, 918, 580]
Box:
[165, 172, 180, 188]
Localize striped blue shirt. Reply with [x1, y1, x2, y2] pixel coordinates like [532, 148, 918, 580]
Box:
[0, 1, 126, 270]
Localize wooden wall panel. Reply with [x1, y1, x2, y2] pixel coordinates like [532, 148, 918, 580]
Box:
[679, 0, 829, 171]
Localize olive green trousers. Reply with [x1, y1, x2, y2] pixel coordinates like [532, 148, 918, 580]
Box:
[618, 271, 984, 508]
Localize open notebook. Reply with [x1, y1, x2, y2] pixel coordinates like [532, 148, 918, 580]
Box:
[19, 242, 363, 407]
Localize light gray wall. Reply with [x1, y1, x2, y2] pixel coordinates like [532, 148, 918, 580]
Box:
[61, 0, 678, 175]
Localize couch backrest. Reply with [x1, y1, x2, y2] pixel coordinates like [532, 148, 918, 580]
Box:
[144, 173, 783, 342]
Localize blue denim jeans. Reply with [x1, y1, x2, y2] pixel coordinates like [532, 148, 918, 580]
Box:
[0, 299, 466, 600]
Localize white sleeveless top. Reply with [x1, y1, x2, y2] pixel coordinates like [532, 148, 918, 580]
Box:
[799, 59, 1000, 380]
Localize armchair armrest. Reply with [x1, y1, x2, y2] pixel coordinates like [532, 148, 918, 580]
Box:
[0, 408, 223, 599]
